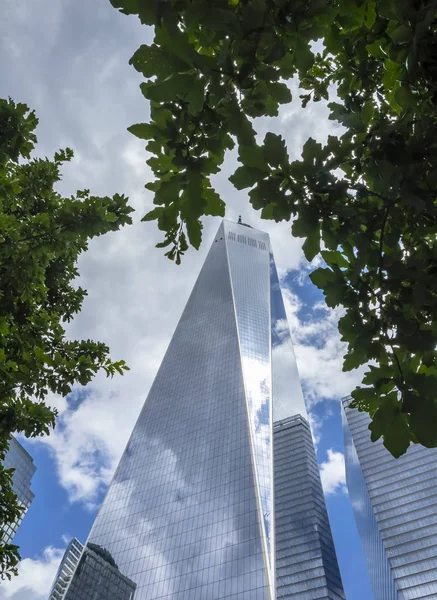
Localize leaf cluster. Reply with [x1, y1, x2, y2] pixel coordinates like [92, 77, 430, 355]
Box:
[115, 0, 437, 458]
[0, 98, 133, 578]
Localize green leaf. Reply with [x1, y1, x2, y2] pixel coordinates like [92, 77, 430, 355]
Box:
[383, 412, 410, 457]
[309, 267, 332, 289]
[155, 176, 183, 205]
[109, 0, 140, 16]
[302, 228, 320, 262]
[229, 166, 264, 190]
[352, 386, 377, 407]
[185, 77, 206, 115]
[387, 22, 412, 45]
[364, 0, 376, 28]
[301, 137, 322, 165]
[343, 349, 367, 371]
[34, 347, 45, 361]
[361, 100, 374, 126]
[128, 123, 156, 140]
[321, 250, 348, 268]
[140, 73, 197, 103]
[362, 364, 394, 389]
[292, 211, 319, 238]
[368, 393, 397, 441]
[262, 133, 288, 167]
[366, 41, 386, 59]
[294, 41, 314, 73]
[186, 218, 202, 250]
[142, 207, 164, 222]
[408, 395, 437, 447]
[238, 144, 269, 171]
[204, 186, 225, 217]
[394, 86, 415, 110]
[241, 0, 266, 30]
[267, 82, 292, 105]
[129, 44, 184, 78]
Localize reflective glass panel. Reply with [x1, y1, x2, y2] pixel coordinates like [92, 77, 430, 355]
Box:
[343, 398, 437, 599]
[224, 221, 273, 571]
[64, 221, 270, 600]
[274, 416, 345, 600]
[1, 436, 36, 543]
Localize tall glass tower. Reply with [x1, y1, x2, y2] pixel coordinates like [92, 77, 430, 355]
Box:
[1, 435, 36, 543]
[63, 220, 344, 600]
[343, 396, 437, 599]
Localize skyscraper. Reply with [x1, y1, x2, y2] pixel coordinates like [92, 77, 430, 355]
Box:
[49, 538, 84, 600]
[1, 435, 36, 543]
[63, 219, 344, 599]
[274, 416, 345, 600]
[63, 542, 137, 600]
[343, 396, 437, 599]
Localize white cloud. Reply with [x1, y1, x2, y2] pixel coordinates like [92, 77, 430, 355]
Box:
[351, 497, 366, 515]
[319, 449, 347, 496]
[281, 287, 368, 407]
[307, 410, 324, 448]
[0, 546, 64, 600]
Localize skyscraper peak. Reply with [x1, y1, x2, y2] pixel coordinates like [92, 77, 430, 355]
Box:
[60, 220, 344, 600]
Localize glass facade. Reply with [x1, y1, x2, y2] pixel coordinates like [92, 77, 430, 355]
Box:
[64, 543, 137, 600]
[63, 219, 345, 600]
[343, 397, 437, 600]
[274, 416, 345, 600]
[269, 253, 307, 422]
[1, 435, 36, 543]
[225, 222, 273, 566]
[49, 538, 84, 600]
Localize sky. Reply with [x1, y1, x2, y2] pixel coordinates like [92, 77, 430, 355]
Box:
[0, 1, 374, 598]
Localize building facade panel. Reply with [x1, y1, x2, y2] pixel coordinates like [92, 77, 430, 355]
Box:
[49, 538, 84, 600]
[1, 435, 36, 543]
[224, 220, 273, 571]
[274, 416, 345, 600]
[343, 398, 437, 600]
[64, 543, 136, 600]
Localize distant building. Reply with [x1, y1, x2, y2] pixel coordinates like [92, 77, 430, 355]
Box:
[63, 543, 136, 600]
[343, 396, 437, 599]
[274, 415, 345, 599]
[49, 538, 84, 600]
[1, 435, 36, 543]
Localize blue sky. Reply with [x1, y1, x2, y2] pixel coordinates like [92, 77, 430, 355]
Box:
[1, 1, 374, 598]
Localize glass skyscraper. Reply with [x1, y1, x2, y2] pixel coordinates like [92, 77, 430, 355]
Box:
[1, 435, 36, 543]
[63, 219, 344, 599]
[274, 416, 345, 599]
[343, 396, 437, 599]
[49, 538, 84, 600]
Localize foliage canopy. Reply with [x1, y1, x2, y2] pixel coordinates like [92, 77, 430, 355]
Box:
[0, 98, 132, 579]
[111, 0, 437, 457]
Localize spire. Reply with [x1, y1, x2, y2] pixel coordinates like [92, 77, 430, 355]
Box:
[237, 215, 253, 229]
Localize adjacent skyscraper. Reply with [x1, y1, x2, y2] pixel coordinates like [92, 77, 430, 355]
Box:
[63, 542, 137, 600]
[1, 435, 36, 543]
[49, 538, 84, 600]
[274, 416, 345, 600]
[62, 220, 344, 599]
[343, 396, 437, 599]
